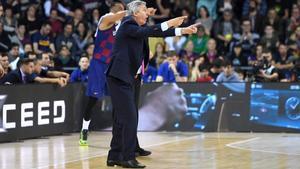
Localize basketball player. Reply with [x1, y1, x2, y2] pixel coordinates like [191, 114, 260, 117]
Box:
[79, 0, 126, 146]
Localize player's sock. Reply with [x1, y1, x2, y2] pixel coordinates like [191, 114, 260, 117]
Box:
[82, 119, 91, 131]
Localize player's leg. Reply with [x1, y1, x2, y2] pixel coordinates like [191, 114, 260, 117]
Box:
[79, 96, 98, 146]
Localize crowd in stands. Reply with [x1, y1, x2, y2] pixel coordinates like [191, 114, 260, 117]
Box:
[0, 0, 299, 85]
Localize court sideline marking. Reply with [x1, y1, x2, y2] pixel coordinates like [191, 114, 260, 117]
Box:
[226, 137, 300, 156]
[37, 134, 201, 169]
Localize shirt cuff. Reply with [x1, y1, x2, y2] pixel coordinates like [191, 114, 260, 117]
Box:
[161, 22, 169, 31]
[175, 28, 182, 36]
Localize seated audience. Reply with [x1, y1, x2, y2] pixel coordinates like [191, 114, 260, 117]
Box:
[216, 60, 242, 82]
[156, 51, 189, 83]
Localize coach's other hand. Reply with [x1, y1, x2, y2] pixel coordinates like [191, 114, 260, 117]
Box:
[166, 16, 187, 28]
[147, 8, 156, 16]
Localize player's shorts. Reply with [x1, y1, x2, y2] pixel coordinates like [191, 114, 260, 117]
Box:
[86, 58, 109, 99]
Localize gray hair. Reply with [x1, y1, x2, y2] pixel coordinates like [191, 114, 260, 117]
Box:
[127, 0, 146, 15]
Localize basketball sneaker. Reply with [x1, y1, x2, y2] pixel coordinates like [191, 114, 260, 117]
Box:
[79, 129, 89, 146]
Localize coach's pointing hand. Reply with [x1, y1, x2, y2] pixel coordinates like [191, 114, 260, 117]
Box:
[181, 24, 198, 35]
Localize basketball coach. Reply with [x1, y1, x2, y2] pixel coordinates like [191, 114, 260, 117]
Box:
[105, 0, 198, 168]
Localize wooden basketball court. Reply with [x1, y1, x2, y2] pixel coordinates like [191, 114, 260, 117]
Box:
[0, 132, 299, 169]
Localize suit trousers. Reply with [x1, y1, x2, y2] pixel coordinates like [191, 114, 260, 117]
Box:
[134, 75, 142, 150]
[107, 76, 138, 161]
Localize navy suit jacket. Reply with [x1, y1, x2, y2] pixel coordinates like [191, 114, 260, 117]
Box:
[3, 69, 23, 84]
[3, 69, 34, 84]
[106, 16, 177, 84]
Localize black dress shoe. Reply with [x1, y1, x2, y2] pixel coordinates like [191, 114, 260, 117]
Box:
[121, 159, 146, 168]
[107, 160, 122, 167]
[135, 148, 152, 157]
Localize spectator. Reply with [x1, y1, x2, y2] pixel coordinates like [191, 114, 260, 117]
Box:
[37, 53, 70, 78]
[164, 35, 187, 53]
[70, 8, 84, 27]
[195, 5, 213, 35]
[179, 40, 198, 65]
[150, 0, 172, 23]
[260, 25, 279, 53]
[70, 56, 89, 83]
[55, 22, 77, 59]
[197, 64, 214, 82]
[246, 0, 264, 34]
[73, 21, 93, 58]
[217, 0, 234, 15]
[14, 22, 31, 47]
[9, 23, 30, 58]
[262, 8, 282, 35]
[185, 25, 209, 55]
[209, 58, 224, 81]
[256, 49, 279, 82]
[23, 43, 33, 56]
[32, 22, 56, 55]
[249, 44, 263, 66]
[44, 0, 74, 18]
[213, 9, 240, 53]
[53, 45, 76, 71]
[243, 0, 268, 17]
[216, 60, 242, 82]
[274, 44, 294, 81]
[156, 51, 188, 83]
[235, 68, 245, 81]
[27, 52, 37, 60]
[48, 9, 64, 38]
[232, 19, 260, 61]
[288, 26, 300, 50]
[150, 42, 166, 68]
[31, 58, 67, 87]
[180, 7, 195, 27]
[8, 43, 20, 70]
[10, 0, 34, 19]
[0, 52, 11, 75]
[85, 43, 94, 60]
[227, 43, 248, 67]
[268, 0, 294, 19]
[39, 52, 52, 70]
[1, 5, 17, 33]
[190, 56, 209, 81]
[287, 5, 300, 36]
[20, 4, 41, 35]
[197, 0, 217, 20]
[89, 8, 100, 33]
[0, 21, 11, 53]
[205, 38, 219, 64]
[2, 58, 35, 85]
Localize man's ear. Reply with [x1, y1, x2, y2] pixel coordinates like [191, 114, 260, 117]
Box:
[133, 12, 138, 17]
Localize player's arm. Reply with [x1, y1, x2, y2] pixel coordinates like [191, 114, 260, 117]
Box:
[99, 11, 127, 30]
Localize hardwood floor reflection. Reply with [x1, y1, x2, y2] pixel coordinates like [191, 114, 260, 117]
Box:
[0, 132, 299, 169]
